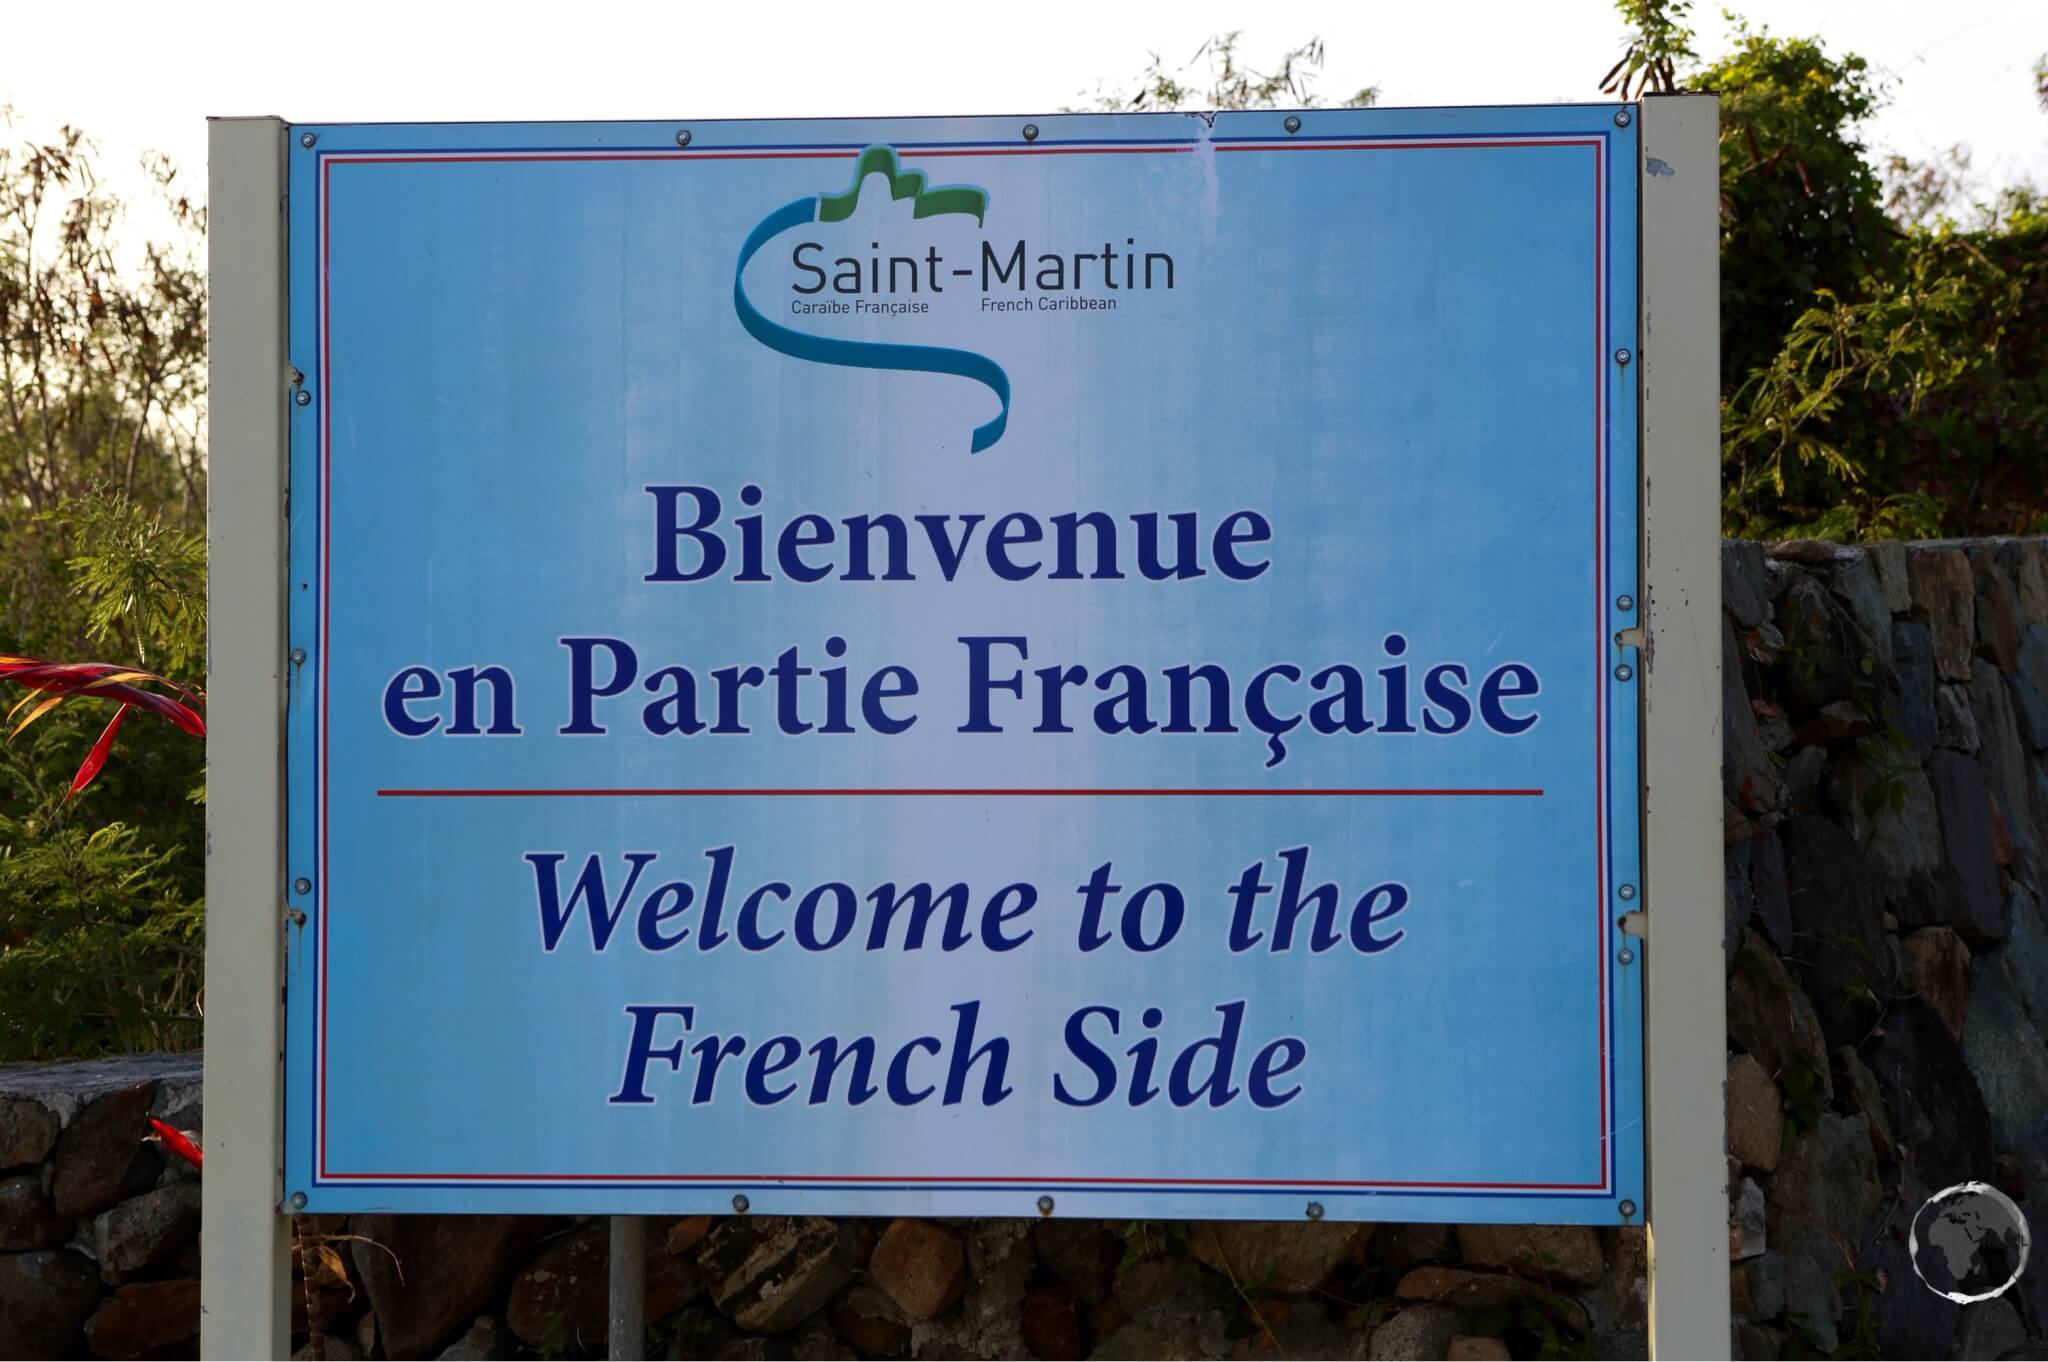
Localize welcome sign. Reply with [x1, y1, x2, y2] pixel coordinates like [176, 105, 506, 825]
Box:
[283, 107, 1644, 1221]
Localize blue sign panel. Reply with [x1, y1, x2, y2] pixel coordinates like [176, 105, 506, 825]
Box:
[284, 106, 1643, 1222]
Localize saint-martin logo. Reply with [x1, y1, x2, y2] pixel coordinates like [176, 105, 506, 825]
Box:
[733, 146, 1012, 453]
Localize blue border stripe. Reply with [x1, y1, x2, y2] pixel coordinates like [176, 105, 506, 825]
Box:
[312, 1181, 1623, 1199]
[309, 134, 1603, 158]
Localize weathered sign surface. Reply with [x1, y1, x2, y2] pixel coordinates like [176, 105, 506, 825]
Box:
[284, 106, 1643, 1220]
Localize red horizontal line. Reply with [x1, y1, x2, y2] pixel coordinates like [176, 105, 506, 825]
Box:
[320, 1170, 1601, 1189]
[375, 787, 1544, 799]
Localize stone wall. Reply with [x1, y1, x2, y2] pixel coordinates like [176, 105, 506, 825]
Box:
[1719, 535, 2048, 1361]
[0, 1055, 203, 1359]
[3, 535, 2046, 1361]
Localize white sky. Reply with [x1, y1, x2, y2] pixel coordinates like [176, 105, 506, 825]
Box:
[3, 0, 2043, 243]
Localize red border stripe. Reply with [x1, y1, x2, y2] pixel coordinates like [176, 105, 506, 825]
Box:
[317, 153, 332, 1179]
[315, 135, 1614, 1194]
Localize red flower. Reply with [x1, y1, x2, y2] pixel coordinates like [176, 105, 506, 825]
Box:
[148, 1118, 204, 1171]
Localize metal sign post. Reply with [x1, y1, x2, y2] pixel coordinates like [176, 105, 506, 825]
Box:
[1638, 93, 1729, 1359]
[203, 115, 293, 1360]
[608, 1217, 647, 1360]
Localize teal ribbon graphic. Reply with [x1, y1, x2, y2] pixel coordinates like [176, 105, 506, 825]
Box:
[733, 147, 1011, 454]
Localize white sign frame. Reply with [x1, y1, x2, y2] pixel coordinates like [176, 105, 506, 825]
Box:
[203, 96, 1725, 1359]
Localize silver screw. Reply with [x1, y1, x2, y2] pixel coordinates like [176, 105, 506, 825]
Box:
[1305, 1202, 1325, 1220]
[1616, 595, 1634, 612]
[731, 1193, 750, 1213]
[1618, 884, 1636, 901]
[1036, 1195, 1055, 1216]
[289, 1191, 308, 1210]
[294, 877, 312, 895]
[300, 132, 316, 148]
[1614, 664, 1633, 681]
[675, 129, 692, 148]
[1614, 110, 1632, 128]
[1022, 124, 1039, 143]
[1614, 348, 1632, 366]
[1618, 948, 1635, 965]
[1284, 116, 1302, 135]
[291, 648, 307, 665]
[294, 389, 312, 406]
[1619, 1198, 1637, 1219]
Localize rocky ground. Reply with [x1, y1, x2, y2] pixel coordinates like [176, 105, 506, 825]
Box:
[3, 535, 2047, 1361]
